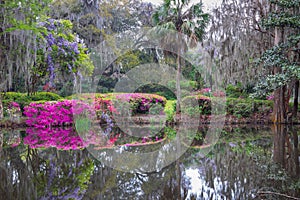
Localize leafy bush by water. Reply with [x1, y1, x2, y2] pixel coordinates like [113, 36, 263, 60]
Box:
[2, 92, 63, 112]
[181, 95, 273, 117]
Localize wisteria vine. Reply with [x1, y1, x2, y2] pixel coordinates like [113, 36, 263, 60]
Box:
[38, 19, 93, 86]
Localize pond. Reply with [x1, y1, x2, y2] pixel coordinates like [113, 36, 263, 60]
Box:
[0, 125, 299, 200]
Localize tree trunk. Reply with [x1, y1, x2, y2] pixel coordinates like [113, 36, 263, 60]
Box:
[273, 86, 286, 123]
[176, 54, 181, 115]
[0, 96, 3, 120]
[293, 80, 299, 117]
[273, 25, 286, 123]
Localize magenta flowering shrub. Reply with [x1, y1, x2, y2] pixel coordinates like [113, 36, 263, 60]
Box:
[5, 101, 21, 120]
[199, 88, 211, 96]
[24, 100, 73, 128]
[24, 100, 96, 128]
[182, 95, 212, 115]
[9, 101, 20, 109]
[23, 93, 166, 128]
[212, 91, 226, 97]
[115, 93, 166, 114]
[266, 94, 274, 100]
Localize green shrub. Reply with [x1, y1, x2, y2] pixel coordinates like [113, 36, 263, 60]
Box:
[254, 99, 273, 113]
[1, 92, 63, 112]
[135, 83, 176, 100]
[182, 95, 211, 115]
[226, 98, 273, 116]
[167, 80, 198, 91]
[233, 103, 253, 117]
[2, 92, 24, 101]
[226, 98, 241, 114]
[181, 96, 273, 117]
[155, 91, 176, 100]
[182, 106, 202, 116]
[164, 127, 177, 139]
[2, 92, 31, 111]
[164, 100, 176, 122]
[226, 84, 243, 98]
[31, 92, 62, 101]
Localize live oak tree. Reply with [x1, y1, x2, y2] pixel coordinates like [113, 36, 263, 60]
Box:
[0, 0, 94, 118]
[0, 0, 51, 119]
[256, 0, 300, 123]
[202, 0, 273, 88]
[49, 0, 155, 92]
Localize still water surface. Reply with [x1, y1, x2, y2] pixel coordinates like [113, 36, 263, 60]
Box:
[0, 125, 299, 200]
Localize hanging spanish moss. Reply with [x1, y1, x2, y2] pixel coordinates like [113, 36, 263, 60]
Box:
[202, 0, 274, 87]
[0, 0, 43, 94]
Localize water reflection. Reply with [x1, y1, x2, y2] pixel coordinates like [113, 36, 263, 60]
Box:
[0, 125, 299, 199]
[272, 125, 300, 179]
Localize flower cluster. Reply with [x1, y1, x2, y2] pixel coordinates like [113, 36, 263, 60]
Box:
[266, 94, 274, 100]
[115, 93, 166, 114]
[8, 101, 20, 109]
[199, 88, 211, 96]
[38, 19, 92, 86]
[5, 101, 21, 120]
[24, 100, 73, 128]
[212, 91, 226, 97]
[94, 98, 117, 114]
[24, 100, 97, 128]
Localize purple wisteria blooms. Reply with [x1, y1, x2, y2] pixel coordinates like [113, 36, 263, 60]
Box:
[39, 19, 86, 86]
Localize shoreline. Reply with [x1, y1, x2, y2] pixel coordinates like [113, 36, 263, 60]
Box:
[1, 113, 300, 128]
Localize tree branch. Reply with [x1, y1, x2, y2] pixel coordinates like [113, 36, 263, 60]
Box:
[257, 191, 300, 200]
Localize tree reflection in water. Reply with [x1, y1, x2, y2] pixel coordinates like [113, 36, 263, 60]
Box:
[0, 126, 299, 199]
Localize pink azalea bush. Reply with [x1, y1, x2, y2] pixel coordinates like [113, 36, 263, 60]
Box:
[212, 91, 226, 97]
[9, 101, 21, 109]
[24, 100, 73, 128]
[199, 88, 211, 96]
[94, 98, 117, 114]
[266, 94, 274, 100]
[5, 101, 21, 120]
[24, 94, 164, 128]
[24, 100, 96, 128]
[115, 93, 166, 114]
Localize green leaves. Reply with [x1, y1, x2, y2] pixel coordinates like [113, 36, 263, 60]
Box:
[270, 0, 300, 8]
[1, 0, 51, 34]
[259, 33, 300, 77]
[253, 0, 300, 98]
[263, 12, 300, 28]
[151, 0, 208, 41]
